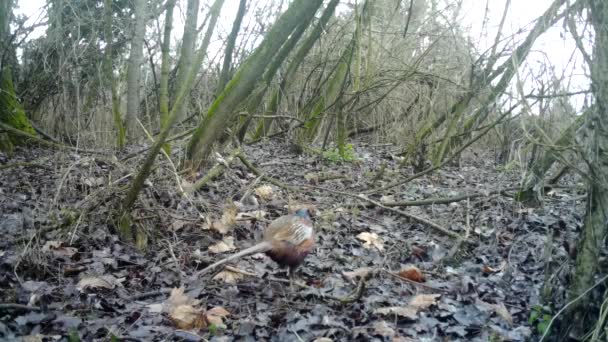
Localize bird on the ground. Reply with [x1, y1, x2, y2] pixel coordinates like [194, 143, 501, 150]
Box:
[196, 208, 315, 278]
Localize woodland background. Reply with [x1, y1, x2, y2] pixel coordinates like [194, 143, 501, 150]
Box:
[1, 0, 607, 341]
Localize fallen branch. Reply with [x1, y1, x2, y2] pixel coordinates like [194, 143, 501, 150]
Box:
[303, 184, 463, 240]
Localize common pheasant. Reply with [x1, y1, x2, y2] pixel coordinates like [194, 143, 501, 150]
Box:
[196, 208, 315, 277]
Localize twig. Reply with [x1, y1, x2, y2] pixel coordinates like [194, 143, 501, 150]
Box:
[303, 184, 463, 240]
[0, 303, 41, 311]
[384, 270, 450, 293]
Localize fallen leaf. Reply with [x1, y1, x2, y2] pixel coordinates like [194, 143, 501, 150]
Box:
[342, 267, 374, 280]
[170, 304, 206, 330]
[76, 275, 118, 291]
[42, 241, 78, 258]
[398, 265, 425, 282]
[410, 245, 427, 258]
[212, 269, 244, 284]
[165, 287, 206, 330]
[208, 237, 236, 254]
[254, 185, 274, 200]
[374, 306, 417, 320]
[493, 302, 513, 326]
[165, 287, 200, 310]
[205, 306, 230, 326]
[409, 294, 441, 310]
[372, 320, 395, 337]
[146, 303, 164, 313]
[171, 220, 187, 231]
[482, 260, 506, 274]
[357, 232, 384, 251]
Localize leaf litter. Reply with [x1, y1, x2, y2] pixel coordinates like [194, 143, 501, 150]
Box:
[0, 140, 586, 340]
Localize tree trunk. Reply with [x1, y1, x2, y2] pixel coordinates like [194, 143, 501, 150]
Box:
[185, 0, 324, 168]
[174, 0, 200, 124]
[125, 0, 147, 139]
[216, 0, 247, 97]
[0, 0, 35, 153]
[565, 0, 608, 337]
[103, 0, 125, 148]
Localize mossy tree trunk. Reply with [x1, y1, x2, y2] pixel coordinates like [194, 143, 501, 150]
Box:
[103, 0, 126, 149]
[251, 0, 340, 139]
[216, 0, 247, 97]
[173, 0, 199, 124]
[565, 0, 608, 337]
[515, 112, 585, 205]
[185, 0, 324, 168]
[0, 0, 35, 154]
[125, 0, 147, 139]
[120, 0, 226, 242]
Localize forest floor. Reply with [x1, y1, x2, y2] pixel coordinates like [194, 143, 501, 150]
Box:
[0, 139, 585, 341]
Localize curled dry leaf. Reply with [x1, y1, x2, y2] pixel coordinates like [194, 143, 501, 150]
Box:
[210, 203, 239, 234]
[254, 185, 274, 201]
[372, 321, 395, 338]
[357, 232, 384, 251]
[42, 241, 78, 258]
[212, 269, 244, 284]
[205, 306, 230, 326]
[76, 275, 119, 292]
[409, 294, 441, 310]
[374, 306, 417, 320]
[208, 237, 236, 254]
[398, 265, 425, 282]
[165, 287, 206, 330]
[170, 304, 206, 330]
[482, 260, 507, 274]
[342, 267, 374, 280]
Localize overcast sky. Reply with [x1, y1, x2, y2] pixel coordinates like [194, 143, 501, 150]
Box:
[14, 0, 588, 109]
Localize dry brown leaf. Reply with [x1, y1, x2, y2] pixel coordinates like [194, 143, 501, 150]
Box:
[212, 269, 244, 284]
[342, 267, 374, 280]
[374, 306, 417, 320]
[398, 265, 425, 282]
[482, 260, 506, 274]
[493, 302, 513, 326]
[210, 220, 229, 234]
[372, 320, 395, 338]
[254, 185, 274, 200]
[166, 287, 200, 309]
[208, 237, 236, 254]
[42, 240, 62, 250]
[476, 299, 513, 326]
[76, 275, 118, 291]
[205, 306, 230, 326]
[165, 287, 206, 329]
[170, 304, 206, 330]
[357, 232, 384, 251]
[409, 294, 441, 310]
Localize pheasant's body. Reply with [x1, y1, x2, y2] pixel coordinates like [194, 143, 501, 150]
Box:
[197, 208, 314, 276]
[263, 210, 315, 270]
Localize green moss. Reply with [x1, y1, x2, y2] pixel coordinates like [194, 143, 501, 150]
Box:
[0, 67, 36, 145]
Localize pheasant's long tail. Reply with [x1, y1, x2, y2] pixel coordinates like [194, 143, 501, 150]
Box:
[195, 241, 272, 277]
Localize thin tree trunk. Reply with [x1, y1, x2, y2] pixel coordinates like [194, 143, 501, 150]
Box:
[174, 0, 199, 124]
[185, 0, 324, 168]
[216, 0, 247, 96]
[103, 0, 125, 148]
[125, 0, 147, 139]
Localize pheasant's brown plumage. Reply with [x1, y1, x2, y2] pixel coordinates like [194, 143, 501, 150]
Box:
[196, 208, 315, 276]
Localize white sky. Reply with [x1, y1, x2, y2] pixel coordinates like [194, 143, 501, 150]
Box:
[14, 0, 589, 110]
